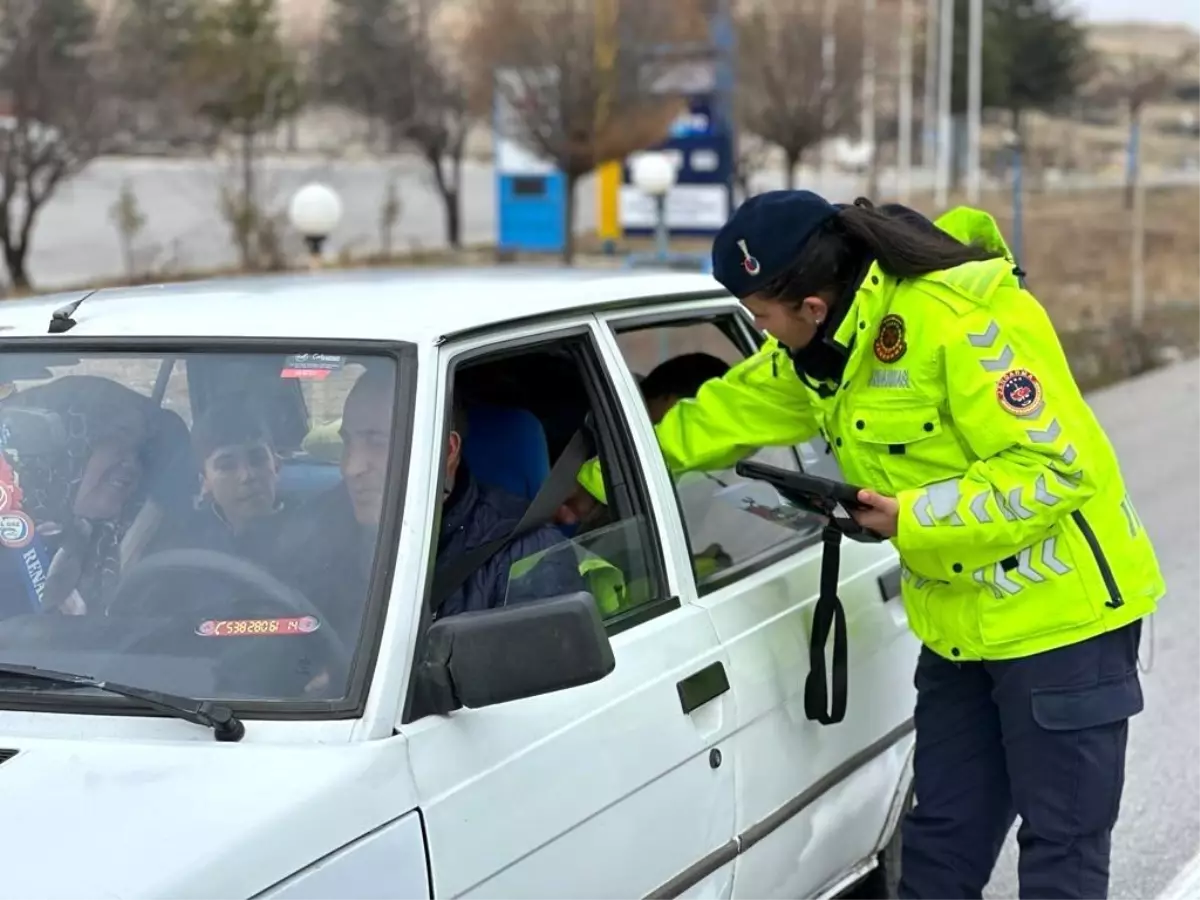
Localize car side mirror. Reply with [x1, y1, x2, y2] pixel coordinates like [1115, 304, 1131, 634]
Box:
[412, 592, 615, 716]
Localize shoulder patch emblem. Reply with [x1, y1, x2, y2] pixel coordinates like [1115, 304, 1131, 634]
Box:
[873, 314, 907, 363]
[997, 368, 1043, 417]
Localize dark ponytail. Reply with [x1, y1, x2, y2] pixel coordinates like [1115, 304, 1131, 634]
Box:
[758, 197, 1002, 305]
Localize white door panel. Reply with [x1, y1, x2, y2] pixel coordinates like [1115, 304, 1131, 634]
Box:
[409, 606, 737, 899]
[698, 540, 919, 899]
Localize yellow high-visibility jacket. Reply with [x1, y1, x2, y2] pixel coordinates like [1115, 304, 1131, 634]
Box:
[579, 207, 1163, 662]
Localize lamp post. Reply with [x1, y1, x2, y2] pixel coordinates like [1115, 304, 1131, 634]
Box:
[630, 152, 677, 263]
[288, 183, 343, 270]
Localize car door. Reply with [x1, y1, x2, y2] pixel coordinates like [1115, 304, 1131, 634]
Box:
[598, 299, 920, 899]
[400, 319, 739, 899]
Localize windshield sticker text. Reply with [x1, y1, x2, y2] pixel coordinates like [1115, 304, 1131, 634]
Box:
[281, 353, 345, 380]
[196, 616, 320, 637]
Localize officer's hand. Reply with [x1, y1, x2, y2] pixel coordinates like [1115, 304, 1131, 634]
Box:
[852, 490, 899, 539]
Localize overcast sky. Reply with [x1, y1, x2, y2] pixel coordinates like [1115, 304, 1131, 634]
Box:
[1078, 0, 1200, 27]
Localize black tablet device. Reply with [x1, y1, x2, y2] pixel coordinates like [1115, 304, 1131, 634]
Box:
[734, 459, 868, 515]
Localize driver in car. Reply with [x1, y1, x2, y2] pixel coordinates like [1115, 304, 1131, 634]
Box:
[276, 366, 582, 655]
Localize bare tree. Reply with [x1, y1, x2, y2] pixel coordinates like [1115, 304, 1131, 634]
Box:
[0, 0, 107, 291]
[322, 0, 472, 247]
[466, 0, 698, 262]
[735, 1, 863, 190]
[109, 179, 146, 279]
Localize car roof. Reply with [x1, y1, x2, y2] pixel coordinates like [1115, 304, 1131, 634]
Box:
[0, 268, 730, 343]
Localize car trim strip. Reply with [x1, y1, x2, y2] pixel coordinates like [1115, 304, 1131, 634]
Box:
[643, 717, 916, 900]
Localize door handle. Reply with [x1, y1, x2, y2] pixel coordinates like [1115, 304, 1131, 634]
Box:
[676, 661, 730, 714]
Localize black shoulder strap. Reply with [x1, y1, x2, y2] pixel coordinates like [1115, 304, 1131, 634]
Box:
[429, 428, 591, 613]
[804, 524, 849, 725]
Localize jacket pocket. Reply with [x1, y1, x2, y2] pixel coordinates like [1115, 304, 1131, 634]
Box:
[849, 403, 970, 492]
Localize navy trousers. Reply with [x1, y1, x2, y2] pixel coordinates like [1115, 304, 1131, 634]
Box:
[898, 621, 1144, 900]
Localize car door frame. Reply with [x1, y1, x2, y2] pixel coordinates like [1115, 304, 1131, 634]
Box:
[593, 296, 919, 899]
[397, 313, 742, 900]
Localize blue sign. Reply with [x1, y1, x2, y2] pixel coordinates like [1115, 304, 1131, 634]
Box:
[621, 95, 735, 237]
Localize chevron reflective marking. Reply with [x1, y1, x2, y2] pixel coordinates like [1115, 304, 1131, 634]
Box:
[980, 345, 1015, 372]
[1060, 444, 1077, 465]
[1125, 494, 1144, 531]
[1040, 537, 1071, 575]
[1120, 498, 1139, 537]
[1052, 471, 1079, 492]
[913, 493, 934, 527]
[992, 562, 1023, 595]
[996, 491, 1017, 522]
[1015, 546, 1046, 583]
[973, 568, 1004, 598]
[947, 511, 965, 526]
[1007, 487, 1034, 519]
[1027, 418, 1062, 444]
[927, 479, 961, 518]
[967, 320, 1000, 348]
[969, 491, 993, 523]
[1034, 475, 1062, 506]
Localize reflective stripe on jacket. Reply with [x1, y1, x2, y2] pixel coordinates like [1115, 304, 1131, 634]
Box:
[579, 206, 1163, 661]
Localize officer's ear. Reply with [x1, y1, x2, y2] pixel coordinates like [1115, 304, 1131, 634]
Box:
[796, 295, 829, 326]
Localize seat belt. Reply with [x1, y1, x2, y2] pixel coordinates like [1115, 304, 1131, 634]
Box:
[805, 524, 849, 725]
[429, 428, 591, 615]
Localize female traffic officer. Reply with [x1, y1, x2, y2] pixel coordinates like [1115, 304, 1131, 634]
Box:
[570, 190, 1163, 900]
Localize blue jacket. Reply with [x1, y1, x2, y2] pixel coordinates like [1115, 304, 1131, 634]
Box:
[434, 469, 584, 619]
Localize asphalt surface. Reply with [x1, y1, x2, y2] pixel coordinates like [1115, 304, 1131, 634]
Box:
[984, 360, 1200, 900]
[26, 156, 902, 290]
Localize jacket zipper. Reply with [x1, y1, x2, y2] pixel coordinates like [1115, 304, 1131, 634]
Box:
[1071, 510, 1124, 609]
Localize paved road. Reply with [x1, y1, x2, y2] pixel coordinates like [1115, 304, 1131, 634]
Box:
[984, 360, 1200, 899]
[23, 155, 1200, 292]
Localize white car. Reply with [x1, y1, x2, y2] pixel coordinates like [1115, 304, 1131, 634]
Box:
[0, 268, 918, 899]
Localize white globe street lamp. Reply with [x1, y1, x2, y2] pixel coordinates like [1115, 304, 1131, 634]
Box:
[288, 182, 343, 268]
[630, 152, 678, 261]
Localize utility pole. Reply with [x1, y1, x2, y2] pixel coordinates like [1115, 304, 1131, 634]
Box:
[819, 0, 838, 190]
[898, 0, 915, 202]
[862, 0, 878, 196]
[966, 0, 983, 203]
[922, 0, 939, 172]
[934, 0, 954, 208]
[1129, 116, 1146, 329]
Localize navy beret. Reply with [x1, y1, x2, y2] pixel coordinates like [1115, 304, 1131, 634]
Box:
[711, 190, 840, 298]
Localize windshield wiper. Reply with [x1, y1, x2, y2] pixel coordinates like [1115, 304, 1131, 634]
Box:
[0, 664, 245, 742]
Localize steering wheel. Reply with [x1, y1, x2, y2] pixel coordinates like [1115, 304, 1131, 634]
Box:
[106, 548, 350, 663]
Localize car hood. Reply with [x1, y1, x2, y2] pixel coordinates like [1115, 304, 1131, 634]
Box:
[0, 735, 418, 899]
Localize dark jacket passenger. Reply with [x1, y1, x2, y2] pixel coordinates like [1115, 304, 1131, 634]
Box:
[433, 468, 584, 620]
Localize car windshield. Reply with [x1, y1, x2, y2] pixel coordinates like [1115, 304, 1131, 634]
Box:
[0, 348, 411, 712]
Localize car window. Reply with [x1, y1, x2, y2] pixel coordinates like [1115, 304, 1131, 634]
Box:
[614, 313, 839, 592]
[432, 330, 672, 638]
[0, 348, 414, 714]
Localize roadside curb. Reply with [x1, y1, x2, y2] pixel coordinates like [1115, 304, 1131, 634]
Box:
[1158, 849, 1200, 899]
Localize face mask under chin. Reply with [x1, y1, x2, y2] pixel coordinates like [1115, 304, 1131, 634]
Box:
[789, 319, 850, 387]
